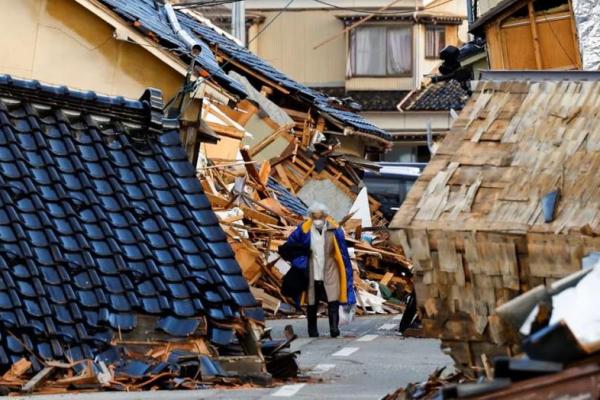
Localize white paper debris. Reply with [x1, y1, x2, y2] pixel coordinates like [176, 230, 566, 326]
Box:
[349, 187, 372, 228]
[356, 280, 386, 314]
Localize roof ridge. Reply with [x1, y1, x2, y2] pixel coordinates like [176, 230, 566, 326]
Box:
[0, 74, 166, 135]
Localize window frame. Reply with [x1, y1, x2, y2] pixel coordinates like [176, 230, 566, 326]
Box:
[425, 24, 446, 59]
[348, 23, 414, 78]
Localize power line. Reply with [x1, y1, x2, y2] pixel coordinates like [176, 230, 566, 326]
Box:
[312, 0, 418, 15]
[313, 0, 456, 16]
[174, 0, 245, 9]
[313, 0, 456, 49]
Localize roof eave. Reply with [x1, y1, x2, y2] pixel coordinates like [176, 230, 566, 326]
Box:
[74, 0, 241, 102]
[468, 0, 522, 34]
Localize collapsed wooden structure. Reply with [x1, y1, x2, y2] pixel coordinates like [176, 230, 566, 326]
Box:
[391, 76, 600, 373]
[200, 154, 412, 318]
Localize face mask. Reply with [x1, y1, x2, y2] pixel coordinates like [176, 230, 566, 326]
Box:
[313, 219, 325, 229]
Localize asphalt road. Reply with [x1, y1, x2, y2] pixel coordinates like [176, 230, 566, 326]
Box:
[16, 315, 453, 400]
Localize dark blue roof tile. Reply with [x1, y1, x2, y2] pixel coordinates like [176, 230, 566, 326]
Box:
[0, 76, 259, 370]
[156, 316, 199, 337]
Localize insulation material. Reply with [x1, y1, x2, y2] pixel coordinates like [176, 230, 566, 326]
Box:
[572, 0, 600, 70]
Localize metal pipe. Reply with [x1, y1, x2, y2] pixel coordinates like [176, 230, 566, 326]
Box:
[164, 2, 202, 55]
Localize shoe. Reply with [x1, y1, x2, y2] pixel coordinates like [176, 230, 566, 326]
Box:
[307, 305, 319, 338]
[328, 301, 340, 338]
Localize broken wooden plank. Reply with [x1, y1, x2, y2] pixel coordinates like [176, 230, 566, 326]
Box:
[22, 366, 55, 393]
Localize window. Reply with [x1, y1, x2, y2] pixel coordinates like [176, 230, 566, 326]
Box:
[348, 25, 413, 77]
[425, 25, 446, 59]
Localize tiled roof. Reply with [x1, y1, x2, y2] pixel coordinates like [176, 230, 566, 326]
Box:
[403, 80, 469, 112]
[314, 88, 409, 112]
[267, 178, 308, 217]
[97, 0, 391, 141]
[0, 75, 260, 371]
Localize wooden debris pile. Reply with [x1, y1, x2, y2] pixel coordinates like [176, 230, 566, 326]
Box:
[383, 367, 468, 400]
[0, 333, 303, 395]
[199, 148, 413, 317]
[0, 344, 240, 394]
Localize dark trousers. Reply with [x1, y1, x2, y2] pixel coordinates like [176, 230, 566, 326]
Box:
[307, 280, 340, 338]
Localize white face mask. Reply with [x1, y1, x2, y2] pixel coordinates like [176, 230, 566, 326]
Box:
[313, 219, 325, 229]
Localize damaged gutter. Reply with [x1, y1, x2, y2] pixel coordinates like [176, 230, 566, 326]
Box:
[164, 2, 203, 55]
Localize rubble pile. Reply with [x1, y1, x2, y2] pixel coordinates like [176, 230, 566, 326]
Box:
[385, 257, 600, 399]
[199, 147, 413, 318]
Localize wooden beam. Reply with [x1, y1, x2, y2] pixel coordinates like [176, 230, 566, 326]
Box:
[206, 121, 245, 140]
[249, 124, 292, 157]
[240, 148, 268, 198]
[240, 205, 279, 225]
[22, 367, 55, 393]
[275, 164, 294, 192]
[235, 99, 259, 126]
[567, 0, 583, 69]
[218, 53, 290, 95]
[527, 0, 543, 69]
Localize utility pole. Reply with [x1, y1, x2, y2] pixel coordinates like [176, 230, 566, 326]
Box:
[232, 1, 246, 45]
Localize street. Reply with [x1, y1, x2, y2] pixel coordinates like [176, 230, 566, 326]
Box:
[16, 315, 452, 400]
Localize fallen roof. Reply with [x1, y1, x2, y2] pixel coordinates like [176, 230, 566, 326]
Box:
[267, 178, 308, 217]
[0, 74, 261, 371]
[95, 0, 391, 141]
[392, 78, 600, 235]
[402, 80, 469, 112]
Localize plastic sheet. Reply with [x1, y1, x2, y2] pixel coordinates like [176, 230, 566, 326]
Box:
[339, 304, 356, 326]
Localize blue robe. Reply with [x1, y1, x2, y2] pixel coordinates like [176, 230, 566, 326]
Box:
[285, 218, 356, 305]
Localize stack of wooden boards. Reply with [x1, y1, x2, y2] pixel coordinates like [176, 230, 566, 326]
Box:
[391, 80, 600, 374]
[200, 149, 412, 317]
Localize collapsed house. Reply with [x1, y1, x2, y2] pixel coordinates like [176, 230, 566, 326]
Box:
[96, 0, 392, 221]
[390, 73, 600, 373]
[0, 75, 268, 392]
[0, 0, 393, 221]
[0, 1, 413, 391]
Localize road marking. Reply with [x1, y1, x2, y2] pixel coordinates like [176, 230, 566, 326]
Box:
[272, 383, 306, 397]
[356, 334, 378, 342]
[332, 346, 359, 357]
[392, 314, 404, 320]
[311, 363, 336, 374]
[378, 323, 397, 330]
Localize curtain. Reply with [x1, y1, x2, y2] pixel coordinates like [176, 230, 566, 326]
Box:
[425, 26, 445, 58]
[387, 27, 412, 74]
[351, 27, 387, 76]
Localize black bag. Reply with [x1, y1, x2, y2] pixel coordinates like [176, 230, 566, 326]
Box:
[281, 267, 309, 299]
[278, 242, 310, 262]
[278, 242, 311, 298]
